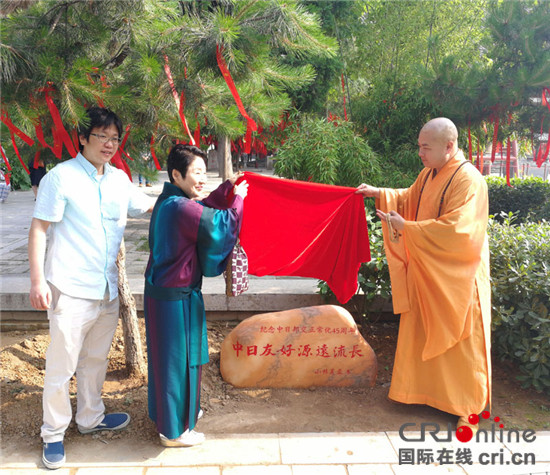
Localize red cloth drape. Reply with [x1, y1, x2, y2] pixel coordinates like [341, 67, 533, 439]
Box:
[237, 172, 371, 304]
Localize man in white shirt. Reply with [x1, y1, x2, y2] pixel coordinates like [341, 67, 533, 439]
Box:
[28, 107, 154, 470]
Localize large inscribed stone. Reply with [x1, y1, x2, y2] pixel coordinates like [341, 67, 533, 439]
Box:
[220, 305, 377, 388]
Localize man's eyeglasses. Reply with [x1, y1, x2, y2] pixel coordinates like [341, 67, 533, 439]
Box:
[90, 133, 122, 145]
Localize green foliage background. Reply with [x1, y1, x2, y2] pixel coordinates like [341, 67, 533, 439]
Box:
[274, 116, 381, 188]
[487, 176, 550, 224]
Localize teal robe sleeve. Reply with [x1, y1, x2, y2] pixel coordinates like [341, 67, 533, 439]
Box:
[197, 201, 242, 277]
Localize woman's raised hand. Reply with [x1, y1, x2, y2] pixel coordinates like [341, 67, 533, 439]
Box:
[229, 171, 245, 185]
[234, 180, 249, 199]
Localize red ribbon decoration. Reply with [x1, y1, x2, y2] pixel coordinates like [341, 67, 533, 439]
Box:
[542, 88, 550, 112]
[0, 143, 12, 171]
[33, 148, 41, 169]
[0, 111, 35, 146]
[536, 127, 550, 168]
[35, 120, 58, 157]
[117, 125, 134, 161]
[0, 112, 33, 173]
[163, 54, 195, 145]
[43, 89, 78, 158]
[216, 44, 258, 154]
[468, 123, 473, 163]
[341, 74, 348, 121]
[194, 120, 201, 148]
[107, 126, 133, 180]
[506, 139, 512, 187]
[477, 141, 483, 174]
[490, 116, 499, 163]
[150, 133, 161, 170]
[110, 150, 132, 181]
[51, 124, 63, 159]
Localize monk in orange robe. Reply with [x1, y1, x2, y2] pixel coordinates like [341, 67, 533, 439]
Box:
[356, 117, 491, 429]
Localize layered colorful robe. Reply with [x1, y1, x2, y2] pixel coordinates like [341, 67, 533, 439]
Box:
[144, 181, 242, 439]
[378, 152, 491, 416]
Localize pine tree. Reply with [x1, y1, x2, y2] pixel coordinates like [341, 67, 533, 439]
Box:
[157, 0, 337, 178]
[421, 1, 550, 149]
[1, 0, 337, 372]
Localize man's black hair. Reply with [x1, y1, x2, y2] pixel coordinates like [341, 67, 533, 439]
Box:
[78, 106, 123, 151]
[167, 144, 207, 183]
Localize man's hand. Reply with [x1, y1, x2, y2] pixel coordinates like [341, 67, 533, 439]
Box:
[28, 218, 52, 310]
[356, 183, 381, 198]
[30, 280, 52, 310]
[376, 209, 405, 231]
[234, 180, 249, 199]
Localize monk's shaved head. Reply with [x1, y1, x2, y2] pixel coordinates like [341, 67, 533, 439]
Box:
[417, 117, 460, 171]
[421, 118, 458, 145]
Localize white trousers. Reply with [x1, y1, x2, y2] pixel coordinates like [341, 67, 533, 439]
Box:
[41, 284, 119, 442]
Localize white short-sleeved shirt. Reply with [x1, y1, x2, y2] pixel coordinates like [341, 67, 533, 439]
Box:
[33, 153, 152, 300]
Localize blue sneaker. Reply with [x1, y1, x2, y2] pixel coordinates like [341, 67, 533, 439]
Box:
[78, 412, 130, 434]
[42, 441, 65, 470]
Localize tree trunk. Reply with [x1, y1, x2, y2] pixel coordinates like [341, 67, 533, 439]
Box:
[116, 238, 147, 377]
[219, 135, 233, 181]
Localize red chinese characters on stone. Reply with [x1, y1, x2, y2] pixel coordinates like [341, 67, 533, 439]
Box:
[231, 342, 364, 358]
[220, 305, 377, 388]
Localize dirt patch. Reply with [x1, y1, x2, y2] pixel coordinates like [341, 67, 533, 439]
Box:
[1, 319, 549, 455]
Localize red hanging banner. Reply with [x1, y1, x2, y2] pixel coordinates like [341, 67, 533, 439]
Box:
[1, 110, 33, 173]
[194, 119, 201, 148]
[536, 127, 550, 168]
[341, 74, 348, 121]
[477, 141, 483, 174]
[117, 125, 134, 161]
[490, 116, 499, 163]
[216, 44, 258, 152]
[43, 89, 78, 158]
[150, 133, 162, 171]
[35, 120, 58, 156]
[0, 142, 12, 171]
[468, 123, 473, 163]
[0, 111, 35, 147]
[163, 54, 195, 145]
[33, 148, 41, 169]
[542, 87, 550, 112]
[505, 139, 512, 187]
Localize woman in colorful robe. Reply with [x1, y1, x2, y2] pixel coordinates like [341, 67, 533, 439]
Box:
[357, 118, 491, 429]
[144, 144, 248, 447]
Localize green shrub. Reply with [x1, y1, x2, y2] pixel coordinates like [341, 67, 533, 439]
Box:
[489, 213, 550, 393]
[274, 116, 382, 188]
[487, 176, 550, 223]
[5, 160, 31, 190]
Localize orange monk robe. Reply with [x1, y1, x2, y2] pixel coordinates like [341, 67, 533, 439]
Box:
[377, 151, 491, 417]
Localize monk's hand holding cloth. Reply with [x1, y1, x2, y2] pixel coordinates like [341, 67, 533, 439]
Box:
[355, 183, 380, 198]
